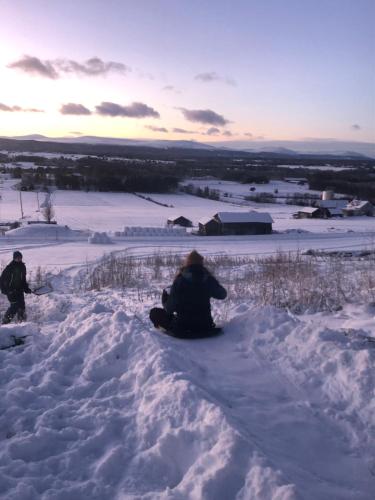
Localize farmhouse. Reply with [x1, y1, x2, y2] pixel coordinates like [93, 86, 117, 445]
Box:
[167, 215, 193, 227]
[342, 200, 374, 217]
[199, 211, 273, 236]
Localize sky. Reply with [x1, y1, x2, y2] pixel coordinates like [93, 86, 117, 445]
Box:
[0, 0, 374, 145]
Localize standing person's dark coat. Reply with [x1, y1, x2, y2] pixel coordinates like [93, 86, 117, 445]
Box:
[150, 250, 227, 338]
[1, 251, 32, 324]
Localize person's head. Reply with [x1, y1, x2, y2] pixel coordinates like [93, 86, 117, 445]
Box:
[184, 250, 204, 267]
[13, 250, 23, 262]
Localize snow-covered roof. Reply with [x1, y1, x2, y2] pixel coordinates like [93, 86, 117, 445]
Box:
[199, 216, 216, 225]
[284, 177, 308, 182]
[167, 215, 192, 222]
[297, 207, 319, 214]
[345, 200, 371, 210]
[215, 211, 273, 224]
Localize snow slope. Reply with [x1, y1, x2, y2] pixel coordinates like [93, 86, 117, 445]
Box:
[0, 273, 374, 499]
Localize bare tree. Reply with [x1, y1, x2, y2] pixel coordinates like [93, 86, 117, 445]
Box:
[42, 197, 55, 223]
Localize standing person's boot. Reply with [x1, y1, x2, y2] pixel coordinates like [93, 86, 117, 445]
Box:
[2, 301, 19, 324]
[17, 309, 27, 322]
[2, 315, 11, 324]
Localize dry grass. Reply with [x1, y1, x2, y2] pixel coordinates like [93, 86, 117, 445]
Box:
[81, 250, 375, 313]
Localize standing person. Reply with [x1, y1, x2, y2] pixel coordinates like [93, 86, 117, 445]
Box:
[150, 250, 227, 338]
[1, 251, 32, 324]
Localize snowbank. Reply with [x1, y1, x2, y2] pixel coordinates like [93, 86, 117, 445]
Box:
[0, 285, 373, 499]
[4, 224, 86, 240]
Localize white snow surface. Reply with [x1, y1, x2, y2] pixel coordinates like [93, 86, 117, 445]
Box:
[0, 178, 374, 498]
[0, 280, 374, 499]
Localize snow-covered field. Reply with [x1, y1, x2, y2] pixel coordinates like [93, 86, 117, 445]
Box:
[183, 179, 320, 197]
[1, 178, 375, 270]
[0, 177, 374, 499]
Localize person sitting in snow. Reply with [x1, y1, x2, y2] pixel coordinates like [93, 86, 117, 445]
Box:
[0, 251, 32, 324]
[149, 250, 227, 338]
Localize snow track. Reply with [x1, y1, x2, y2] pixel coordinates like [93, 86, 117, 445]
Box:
[0, 284, 374, 499]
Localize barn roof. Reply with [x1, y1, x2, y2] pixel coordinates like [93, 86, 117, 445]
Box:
[215, 211, 273, 224]
[297, 207, 320, 214]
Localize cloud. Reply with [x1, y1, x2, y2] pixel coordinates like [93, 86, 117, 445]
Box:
[69, 131, 83, 136]
[56, 57, 129, 76]
[8, 55, 129, 79]
[0, 102, 43, 112]
[60, 103, 92, 115]
[351, 124, 361, 130]
[172, 127, 196, 134]
[244, 132, 253, 137]
[146, 125, 168, 133]
[162, 85, 181, 94]
[8, 55, 58, 79]
[179, 107, 230, 126]
[135, 69, 154, 80]
[222, 130, 233, 137]
[96, 101, 160, 118]
[194, 71, 236, 86]
[205, 127, 221, 136]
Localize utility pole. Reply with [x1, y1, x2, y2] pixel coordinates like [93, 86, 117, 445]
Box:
[19, 190, 24, 219]
[36, 191, 40, 212]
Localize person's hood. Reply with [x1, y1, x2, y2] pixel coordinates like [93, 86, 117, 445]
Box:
[181, 264, 208, 284]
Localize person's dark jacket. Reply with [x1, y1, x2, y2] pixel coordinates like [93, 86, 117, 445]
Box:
[0, 261, 31, 296]
[164, 264, 227, 332]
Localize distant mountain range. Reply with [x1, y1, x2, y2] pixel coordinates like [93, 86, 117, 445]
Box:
[1, 134, 374, 159]
[7, 134, 216, 151]
[210, 139, 375, 159]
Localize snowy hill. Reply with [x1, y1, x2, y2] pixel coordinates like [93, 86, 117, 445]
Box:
[0, 267, 374, 499]
[0, 171, 374, 498]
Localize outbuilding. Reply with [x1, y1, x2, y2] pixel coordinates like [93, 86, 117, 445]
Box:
[198, 216, 221, 236]
[293, 207, 330, 219]
[167, 215, 193, 227]
[199, 211, 273, 236]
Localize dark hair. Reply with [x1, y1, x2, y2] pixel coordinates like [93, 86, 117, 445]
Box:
[184, 250, 204, 267]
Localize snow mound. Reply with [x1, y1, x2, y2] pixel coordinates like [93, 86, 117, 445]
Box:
[0, 323, 39, 349]
[5, 224, 84, 239]
[0, 291, 374, 499]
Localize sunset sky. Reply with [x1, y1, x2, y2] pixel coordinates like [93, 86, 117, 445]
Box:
[0, 0, 374, 144]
